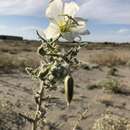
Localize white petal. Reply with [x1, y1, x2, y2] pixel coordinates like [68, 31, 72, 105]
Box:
[37, 30, 47, 40]
[70, 17, 89, 35]
[64, 2, 79, 17]
[62, 32, 79, 42]
[80, 30, 90, 35]
[46, 0, 64, 19]
[44, 22, 60, 40]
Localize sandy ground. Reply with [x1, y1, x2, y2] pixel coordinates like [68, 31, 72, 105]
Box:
[1, 40, 130, 130]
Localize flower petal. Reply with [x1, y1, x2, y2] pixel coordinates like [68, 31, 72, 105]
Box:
[62, 32, 79, 42]
[70, 17, 90, 35]
[37, 30, 47, 40]
[64, 2, 79, 17]
[44, 22, 60, 40]
[46, 0, 64, 19]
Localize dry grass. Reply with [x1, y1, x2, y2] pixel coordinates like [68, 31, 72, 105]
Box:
[1, 40, 130, 73]
[92, 112, 130, 130]
[98, 78, 120, 93]
[0, 53, 39, 72]
[89, 50, 130, 66]
[87, 78, 121, 93]
[0, 40, 40, 72]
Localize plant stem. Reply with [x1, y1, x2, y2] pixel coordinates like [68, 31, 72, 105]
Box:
[32, 81, 45, 130]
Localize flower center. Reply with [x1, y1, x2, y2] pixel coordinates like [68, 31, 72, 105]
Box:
[57, 15, 78, 33]
[58, 20, 71, 32]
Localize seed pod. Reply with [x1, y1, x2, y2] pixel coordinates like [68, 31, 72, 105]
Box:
[64, 75, 74, 106]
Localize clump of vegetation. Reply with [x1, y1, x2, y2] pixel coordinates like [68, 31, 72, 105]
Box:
[98, 78, 120, 93]
[92, 112, 130, 130]
[87, 78, 121, 93]
[98, 79, 120, 93]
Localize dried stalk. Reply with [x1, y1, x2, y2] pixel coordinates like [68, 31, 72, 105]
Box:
[73, 109, 89, 130]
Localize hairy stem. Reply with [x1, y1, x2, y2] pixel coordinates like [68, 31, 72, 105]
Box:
[32, 81, 45, 130]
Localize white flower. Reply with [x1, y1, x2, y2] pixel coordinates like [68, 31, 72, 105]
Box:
[42, 0, 89, 41]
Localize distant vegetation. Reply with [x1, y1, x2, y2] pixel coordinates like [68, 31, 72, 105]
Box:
[0, 35, 23, 41]
[0, 39, 130, 73]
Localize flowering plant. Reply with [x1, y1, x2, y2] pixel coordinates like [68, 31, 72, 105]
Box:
[42, 0, 89, 41]
[20, 0, 90, 130]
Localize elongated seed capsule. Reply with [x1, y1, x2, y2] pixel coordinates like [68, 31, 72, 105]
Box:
[64, 75, 74, 106]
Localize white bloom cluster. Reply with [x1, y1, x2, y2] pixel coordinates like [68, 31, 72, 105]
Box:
[41, 0, 89, 42]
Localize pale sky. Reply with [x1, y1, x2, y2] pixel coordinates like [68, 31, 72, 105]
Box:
[0, 0, 130, 42]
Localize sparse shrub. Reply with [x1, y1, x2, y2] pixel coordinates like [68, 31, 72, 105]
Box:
[98, 78, 120, 93]
[92, 112, 130, 130]
[87, 78, 121, 93]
